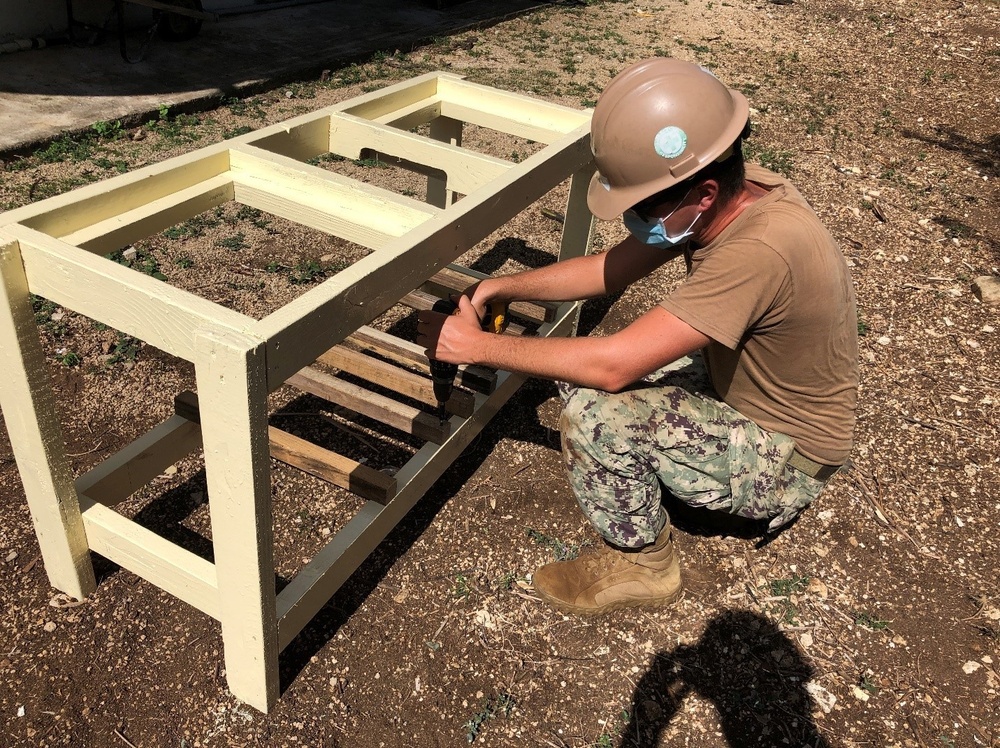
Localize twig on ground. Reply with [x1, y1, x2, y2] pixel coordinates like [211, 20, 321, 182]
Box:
[114, 730, 138, 748]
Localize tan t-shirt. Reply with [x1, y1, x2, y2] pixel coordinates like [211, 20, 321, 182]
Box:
[660, 164, 859, 465]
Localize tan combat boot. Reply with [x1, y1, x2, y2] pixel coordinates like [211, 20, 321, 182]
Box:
[531, 528, 682, 616]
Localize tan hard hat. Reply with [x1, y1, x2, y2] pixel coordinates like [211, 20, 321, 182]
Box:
[587, 58, 750, 220]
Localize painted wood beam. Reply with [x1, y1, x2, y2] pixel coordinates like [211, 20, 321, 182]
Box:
[8, 224, 254, 363]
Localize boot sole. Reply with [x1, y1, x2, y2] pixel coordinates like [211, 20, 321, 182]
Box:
[535, 587, 684, 617]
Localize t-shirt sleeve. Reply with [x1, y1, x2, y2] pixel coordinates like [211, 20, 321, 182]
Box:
[660, 239, 790, 350]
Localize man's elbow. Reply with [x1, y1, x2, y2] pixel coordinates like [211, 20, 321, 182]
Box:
[596, 367, 637, 394]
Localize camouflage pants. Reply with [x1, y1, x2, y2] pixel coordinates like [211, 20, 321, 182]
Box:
[558, 355, 830, 548]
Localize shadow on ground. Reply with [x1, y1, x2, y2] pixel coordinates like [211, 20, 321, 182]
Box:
[618, 610, 831, 748]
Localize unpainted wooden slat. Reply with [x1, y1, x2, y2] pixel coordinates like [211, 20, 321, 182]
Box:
[422, 266, 554, 324]
[401, 288, 529, 337]
[315, 345, 475, 418]
[174, 391, 396, 503]
[275, 299, 583, 649]
[346, 326, 497, 395]
[287, 366, 450, 444]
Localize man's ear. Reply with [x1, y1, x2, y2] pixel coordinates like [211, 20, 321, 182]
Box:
[694, 179, 719, 210]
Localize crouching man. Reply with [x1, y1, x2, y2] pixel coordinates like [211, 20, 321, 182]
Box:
[418, 58, 858, 616]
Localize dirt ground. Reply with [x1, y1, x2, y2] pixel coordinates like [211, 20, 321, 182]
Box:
[1, 0, 998, 745]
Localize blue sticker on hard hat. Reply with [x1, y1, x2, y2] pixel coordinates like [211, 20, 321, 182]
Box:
[654, 126, 687, 159]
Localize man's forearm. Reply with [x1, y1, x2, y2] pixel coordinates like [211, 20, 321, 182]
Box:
[473, 238, 678, 309]
[475, 253, 609, 307]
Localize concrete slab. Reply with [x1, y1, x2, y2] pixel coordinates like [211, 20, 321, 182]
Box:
[0, 0, 541, 154]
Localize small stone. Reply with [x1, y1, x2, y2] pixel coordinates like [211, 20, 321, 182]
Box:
[963, 661, 982, 674]
[851, 685, 870, 702]
[132, 129, 146, 141]
[43, 621, 56, 633]
[122, 247, 138, 261]
[285, 90, 294, 99]
[806, 681, 836, 713]
[164, 465, 178, 476]
[800, 632, 814, 648]
[877, 336, 892, 346]
[807, 579, 829, 599]
[972, 276, 1000, 305]
[6, 550, 17, 562]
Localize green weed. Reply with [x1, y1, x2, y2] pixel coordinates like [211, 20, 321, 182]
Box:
[452, 574, 471, 599]
[859, 672, 880, 695]
[162, 213, 220, 240]
[34, 135, 94, 164]
[766, 575, 809, 625]
[527, 528, 586, 561]
[769, 575, 809, 597]
[109, 333, 142, 365]
[108, 247, 167, 281]
[91, 157, 130, 173]
[854, 611, 891, 630]
[91, 119, 123, 141]
[223, 125, 254, 139]
[215, 233, 247, 251]
[58, 351, 81, 367]
[463, 692, 515, 742]
[307, 152, 346, 166]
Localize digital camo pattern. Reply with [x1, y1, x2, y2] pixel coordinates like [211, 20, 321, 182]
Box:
[558, 356, 830, 548]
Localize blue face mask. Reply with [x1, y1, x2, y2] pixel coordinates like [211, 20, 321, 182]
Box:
[622, 190, 700, 248]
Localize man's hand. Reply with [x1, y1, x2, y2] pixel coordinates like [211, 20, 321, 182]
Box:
[417, 295, 484, 365]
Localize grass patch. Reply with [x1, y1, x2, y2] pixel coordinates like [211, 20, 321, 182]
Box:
[745, 142, 795, 176]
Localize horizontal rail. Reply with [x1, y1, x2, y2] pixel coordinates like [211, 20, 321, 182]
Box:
[79, 497, 220, 619]
[75, 415, 203, 507]
[6, 225, 255, 363]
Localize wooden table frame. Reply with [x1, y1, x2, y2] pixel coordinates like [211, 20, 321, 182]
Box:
[0, 72, 594, 712]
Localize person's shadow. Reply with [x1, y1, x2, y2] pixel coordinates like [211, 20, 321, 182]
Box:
[619, 610, 831, 748]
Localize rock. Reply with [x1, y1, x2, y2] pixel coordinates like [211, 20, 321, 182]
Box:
[43, 621, 56, 632]
[806, 681, 837, 713]
[972, 276, 1000, 305]
[851, 685, 870, 702]
[962, 660, 982, 674]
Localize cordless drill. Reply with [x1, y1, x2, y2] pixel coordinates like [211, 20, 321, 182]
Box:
[429, 297, 508, 424]
[429, 298, 460, 424]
